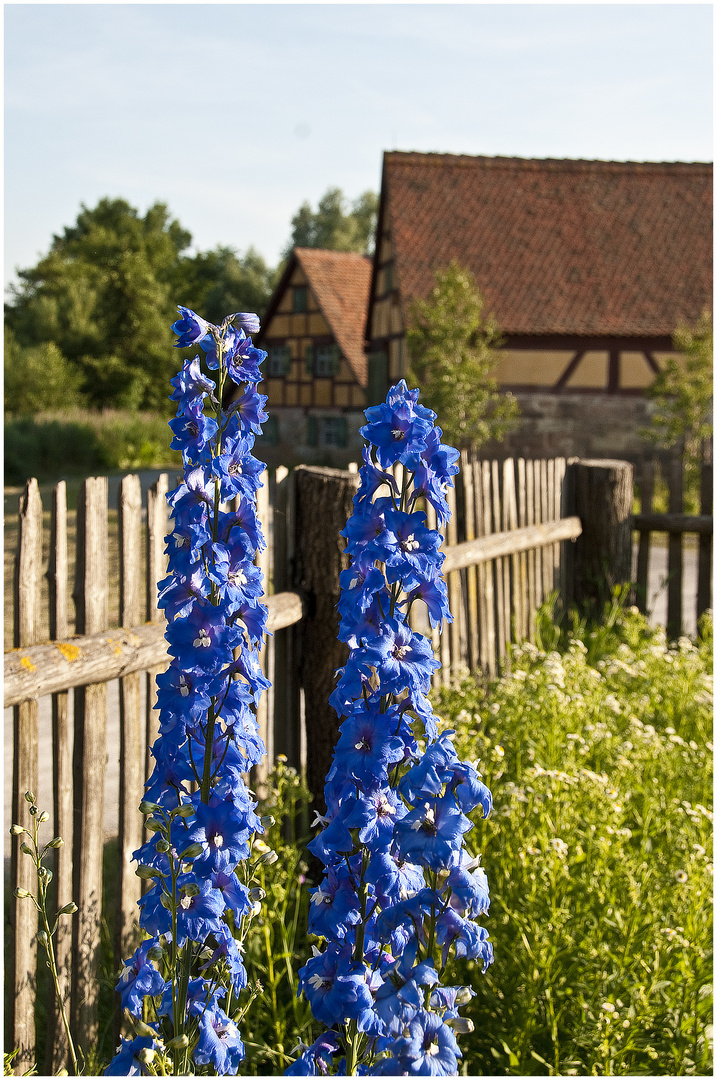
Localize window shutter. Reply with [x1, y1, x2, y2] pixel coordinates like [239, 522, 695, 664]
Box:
[305, 344, 315, 375]
[306, 415, 318, 446]
[336, 415, 348, 448]
[367, 351, 389, 406]
[281, 346, 291, 376]
[330, 344, 342, 376]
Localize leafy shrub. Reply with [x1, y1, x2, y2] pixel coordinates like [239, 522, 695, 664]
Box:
[4, 409, 180, 483]
[4, 328, 86, 415]
[439, 607, 713, 1076]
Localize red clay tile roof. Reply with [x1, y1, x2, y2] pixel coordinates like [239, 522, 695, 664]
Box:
[381, 152, 713, 338]
[295, 248, 372, 386]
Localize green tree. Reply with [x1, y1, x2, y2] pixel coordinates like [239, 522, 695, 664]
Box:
[4, 326, 86, 415]
[180, 245, 278, 326]
[406, 261, 519, 448]
[283, 187, 378, 258]
[5, 198, 193, 411]
[643, 311, 713, 469]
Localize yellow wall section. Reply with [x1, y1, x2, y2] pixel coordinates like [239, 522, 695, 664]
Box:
[309, 313, 330, 335]
[565, 352, 608, 389]
[268, 314, 291, 336]
[300, 384, 312, 405]
[351, 385, 366, 408]
[284, 384, 298, 406]
[335, 385, 349, 406]
[620, 352, 656, 389]
[314, 380, 332, 406]
[495, 351, 571, 386]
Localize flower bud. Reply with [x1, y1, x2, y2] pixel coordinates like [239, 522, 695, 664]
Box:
[20, 842, 33, 856]
[24, 791, 36, 804]
[46, 836, 64, 849]
[37, 930, 49, 947]
[248, 887, 266, 902]
[167, 1034, 189, 1050]
[39, 866, 53, 884]
[446, 1017, 474, 1034]
[139, 800, 162, 815]
[138, 1047, 156, 1066]
[179, 843, 204, 860]
[57, 902, 78, 916]
[38, 811, 49, 824]
[28, 805, 38, 816]
[136, 865, 164, 880]
[144, 819, 163, 834]
[160, 892, 174, 910]
[172, 803, 195, 819]
[147, 945, 165, 962]
[14, 887, 31, 899]
[130, 1016, 157, 1038]
[260, 815, 275, 829]
[254, 849, 278, 867]
[181, 882, 201, 897]
[155, 839, 170, 853]
[10, 824, 24, 836]
[453, 986, 475, 1005]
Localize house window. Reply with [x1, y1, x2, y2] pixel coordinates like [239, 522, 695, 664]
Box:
[293, 286, 307, 313]
[315, 344, 341, 377]
[267, 344, 291, 377]
[305, 415, 349, 448]
[367, 351, 388, 406]
[262, 415, 279, 446]
[320, 415, 348, 448]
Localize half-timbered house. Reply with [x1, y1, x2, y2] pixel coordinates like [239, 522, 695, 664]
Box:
[366, 151, 712, 459]
[254, 247, 371, 464]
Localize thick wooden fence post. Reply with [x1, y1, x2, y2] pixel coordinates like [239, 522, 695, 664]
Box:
[47, 481, 73, 1074]
[11, 479, 43, 1072]
[116, 475, 144, 1018]
[293, 466, 359, 810]
[272, 466, 301, 767]
[697, 449, 713, 623]
[569, 459, 634, 612]
[71, 476, 108, 1051]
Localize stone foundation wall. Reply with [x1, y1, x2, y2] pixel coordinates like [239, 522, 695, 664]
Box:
[482, 391, 656, 463]
[259, 393, 658, 468]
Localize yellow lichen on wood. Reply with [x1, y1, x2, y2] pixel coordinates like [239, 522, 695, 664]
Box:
[56, 642, 81, 662]
[20, 656, 35, 671]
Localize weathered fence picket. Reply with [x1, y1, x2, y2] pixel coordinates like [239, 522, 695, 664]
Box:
[48, 481, 73, 1074]
[4, 452, 712, 1071]
[71, 476, 109, 1050]
[11, 479, 42, 1073]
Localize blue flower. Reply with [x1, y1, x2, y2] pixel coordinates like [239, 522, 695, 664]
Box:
[104, 1035, 158, 1076]
[115, 939, 166, 1016]
[384, 1009, 461, 1075]
[394, 798, 473, 870]
[172, 306, 215, 349]
[193, 1003, 245, 1074]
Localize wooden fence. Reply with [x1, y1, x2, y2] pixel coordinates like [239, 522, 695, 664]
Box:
[4, 452, 712, 1071]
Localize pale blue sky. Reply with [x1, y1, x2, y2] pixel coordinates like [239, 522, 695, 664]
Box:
[4, 3, 713, 291]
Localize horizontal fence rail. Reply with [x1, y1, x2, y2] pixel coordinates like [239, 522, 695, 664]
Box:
[442, 516, 583, 574]
[4, 592, 303, 708]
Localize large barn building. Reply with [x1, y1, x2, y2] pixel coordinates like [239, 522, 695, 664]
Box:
[365, 151, 712, 459]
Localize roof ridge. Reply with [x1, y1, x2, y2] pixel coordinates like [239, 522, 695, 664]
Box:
[384, 150, 713, 172]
